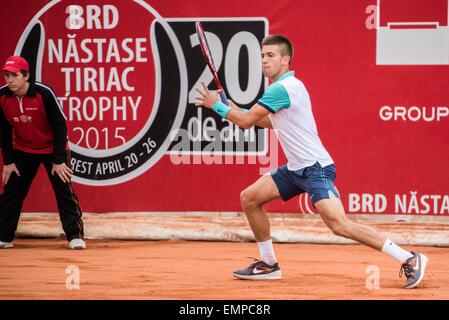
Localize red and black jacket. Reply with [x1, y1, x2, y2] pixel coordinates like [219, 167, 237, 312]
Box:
[0, 81, 68, 164]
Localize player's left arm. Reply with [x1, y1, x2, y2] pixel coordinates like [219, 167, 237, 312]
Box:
[195, 82, 271, 129]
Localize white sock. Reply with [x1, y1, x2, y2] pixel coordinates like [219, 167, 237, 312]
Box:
[381, 239, 414, 263]
[257, 239, 277, 265]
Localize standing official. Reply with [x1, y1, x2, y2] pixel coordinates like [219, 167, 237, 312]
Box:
[0, 56, 85, 250]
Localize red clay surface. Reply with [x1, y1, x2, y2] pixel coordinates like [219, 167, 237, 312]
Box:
[0, 239, 448, 300]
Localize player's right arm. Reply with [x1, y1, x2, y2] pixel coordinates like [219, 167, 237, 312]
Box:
[228, 100, 273, 128]
[196, 81, 290, 130]
[223, 103, 270, 129]
[255, 116, 273, 129]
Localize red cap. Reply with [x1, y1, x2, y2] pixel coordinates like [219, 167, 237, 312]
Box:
[2, 56, 29, 73]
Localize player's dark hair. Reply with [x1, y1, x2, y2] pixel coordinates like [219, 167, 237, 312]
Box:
[261, 34, 294, 64]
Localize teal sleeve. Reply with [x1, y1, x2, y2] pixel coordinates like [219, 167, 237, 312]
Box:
[257, 82, 291, 113]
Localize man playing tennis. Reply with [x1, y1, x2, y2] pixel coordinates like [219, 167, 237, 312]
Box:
[195, 34, 428, 289]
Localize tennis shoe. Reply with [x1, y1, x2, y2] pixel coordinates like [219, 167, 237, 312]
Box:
[399, 251, 428, 289]
[233, 258, 281, 280]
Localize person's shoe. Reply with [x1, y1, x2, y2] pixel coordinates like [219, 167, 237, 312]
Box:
[399, 251, 428, 289]
[0, 241, 13, 249]
[233, 259, 282, 280]
[69, 238, 86, 250]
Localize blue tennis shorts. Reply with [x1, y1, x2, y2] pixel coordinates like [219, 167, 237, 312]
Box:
[270, 162, 339, 204]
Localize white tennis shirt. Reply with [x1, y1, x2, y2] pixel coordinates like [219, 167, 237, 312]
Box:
[258, 71, 334, 170]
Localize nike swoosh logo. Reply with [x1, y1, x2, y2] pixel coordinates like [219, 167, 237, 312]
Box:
[414, 255, 421, 271]
[253, 267, 273, 274]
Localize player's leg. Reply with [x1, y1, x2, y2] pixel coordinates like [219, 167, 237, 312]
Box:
[0, 151, 40, 248]
[315, 197, 428, 288]
[234, 172, 282, 280]
[310, 162, 428, 288]
[239, 173, 281, 242]
[234, 166, 299, 280]
[42, 154, 85, 249]
[314, 197, 385, 250]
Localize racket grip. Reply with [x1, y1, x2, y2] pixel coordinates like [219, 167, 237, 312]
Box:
[219, 91, 229, 106]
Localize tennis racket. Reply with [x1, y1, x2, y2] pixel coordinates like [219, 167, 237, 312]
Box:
[195, 21, 229, 106]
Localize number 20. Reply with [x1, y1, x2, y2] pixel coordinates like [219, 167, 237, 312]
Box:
[188, 31, 263, 105]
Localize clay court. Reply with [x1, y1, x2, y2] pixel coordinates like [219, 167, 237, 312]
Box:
[1, 238, 448, 300]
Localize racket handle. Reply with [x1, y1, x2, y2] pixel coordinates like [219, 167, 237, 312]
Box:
[219, 90, 229, 106]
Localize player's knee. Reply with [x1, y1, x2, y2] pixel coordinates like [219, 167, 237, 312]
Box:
[329, 218, 351, 238]
[240, 189, 257, 211]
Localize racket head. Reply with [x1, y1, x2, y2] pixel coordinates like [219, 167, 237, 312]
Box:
[195, 22, 217, 71]
[196, 22, 221, 88]
[195, 21, 229, 105]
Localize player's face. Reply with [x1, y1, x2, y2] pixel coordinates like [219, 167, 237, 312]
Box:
[261, 44, 290, 81]
[4, 71, 29, 95]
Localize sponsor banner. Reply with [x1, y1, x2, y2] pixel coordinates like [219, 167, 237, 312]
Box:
[0, 0, 448, 214]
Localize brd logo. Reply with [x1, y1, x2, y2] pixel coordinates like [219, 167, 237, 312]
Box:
[16, 0, 187, 186]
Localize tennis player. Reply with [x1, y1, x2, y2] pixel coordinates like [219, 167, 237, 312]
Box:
[195, 34, 428, 289]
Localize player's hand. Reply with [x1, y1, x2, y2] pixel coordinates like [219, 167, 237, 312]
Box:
[51, 163, 73, 183]
[195, 82, 219, 109]
[2, 163, 20, 185]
